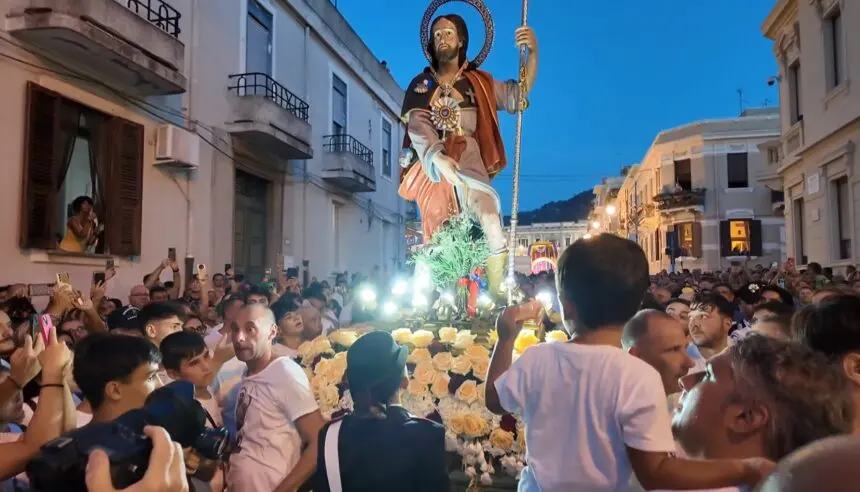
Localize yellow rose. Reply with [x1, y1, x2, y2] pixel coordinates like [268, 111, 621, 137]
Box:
[453, 330, 477, 349]
[471, 357, 489, 381]
[517, 428, 526, 450]
[298, 341, 315, 359]
[413, 362, 437, 386]
[465, 345, 490, 362]
[489, 428, 515, 451]
[462, 413, 488, 438]
[448, 414, 466, 435]
[410, 329, 435, 348]
[488, 329, 499, 346]
[451, 354, 472, 375]
[320, 384, 340, 408]
[391, 328, 413, 345]
[514, 329, 540, 353]
[432, 352, 454, 372]
[407, 378, 428, 396]
[431, 373, 450, 399]
[310, 375, 328, 394]
[545, 330, 569, 343]
[314, 358, 332, 377]
[456, 380, 479, 404]
[476, 383, 486, 404]
[329, 356, 348, 383]
[409, 348, 432, 364]
[328, 330, 358, 347]
[334, 351, 347, 361]
[438, 327, 458, 344]
[311, 336, 334, 356]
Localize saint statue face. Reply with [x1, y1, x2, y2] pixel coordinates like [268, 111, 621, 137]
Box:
[432, 18, 461, 64]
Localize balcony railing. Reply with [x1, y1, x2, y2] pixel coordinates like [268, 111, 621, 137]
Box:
[228, 73, 310, 121]
[122, 0, 181, 37]
[324, 134, 374, 166]
[654, 188, 706, 211]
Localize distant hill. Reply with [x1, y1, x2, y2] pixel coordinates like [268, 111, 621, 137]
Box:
[504, 190, 595, 226]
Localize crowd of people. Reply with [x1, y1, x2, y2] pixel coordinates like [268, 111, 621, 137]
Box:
[0, 239, 858, 491]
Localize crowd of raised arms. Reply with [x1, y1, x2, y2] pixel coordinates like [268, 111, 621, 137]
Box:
[0, 241, 858, 491]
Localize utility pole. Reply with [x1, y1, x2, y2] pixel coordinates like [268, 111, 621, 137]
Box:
[737, 89, 745, 114]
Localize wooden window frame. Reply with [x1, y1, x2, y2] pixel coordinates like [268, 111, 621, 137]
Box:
[20, 82, 144, 256]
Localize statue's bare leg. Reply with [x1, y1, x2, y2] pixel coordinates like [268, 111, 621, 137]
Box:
[466, 189, 508, 299]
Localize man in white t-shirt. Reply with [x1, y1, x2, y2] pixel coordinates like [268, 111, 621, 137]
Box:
[485, 234, 774, 492]
[666, 335, 855, 492]
[227, 304, 325, 492]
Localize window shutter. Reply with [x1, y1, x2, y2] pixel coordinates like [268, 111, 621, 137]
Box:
[749, 219, 763, 257]
[719, 220, 731, 257]
[692, 222, 703, 258]
[20, 83, 62, 250]
[105, 118, 144, 256]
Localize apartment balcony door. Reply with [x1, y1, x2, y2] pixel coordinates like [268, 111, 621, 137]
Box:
[234, 170, 269, 282]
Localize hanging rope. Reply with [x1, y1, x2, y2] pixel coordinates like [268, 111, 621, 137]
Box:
[506, 0, 529, 305]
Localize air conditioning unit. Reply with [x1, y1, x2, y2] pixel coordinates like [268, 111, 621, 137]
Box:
[155, 124, 200, 170]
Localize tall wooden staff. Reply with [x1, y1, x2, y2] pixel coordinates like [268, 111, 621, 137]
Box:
[506, 0, 530, 305]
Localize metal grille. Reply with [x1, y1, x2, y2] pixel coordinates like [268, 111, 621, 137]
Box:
[123, 0, 181, 37]
[227, 73, 310, 121]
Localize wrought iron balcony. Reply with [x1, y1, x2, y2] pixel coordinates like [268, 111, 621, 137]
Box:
[322, 134, 376, 192]
[654, 188, 706, 212]
[225, 72, 312, 159]
[228, 73, 310, 121]
[122, 0, 181, 38]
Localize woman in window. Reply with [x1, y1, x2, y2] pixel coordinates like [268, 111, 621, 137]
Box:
[59, 196, 103, 253]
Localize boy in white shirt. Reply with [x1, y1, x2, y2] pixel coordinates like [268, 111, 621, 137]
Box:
[485, 234, 774, 492]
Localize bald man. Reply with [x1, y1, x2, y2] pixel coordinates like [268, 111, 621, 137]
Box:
[228, 304, 325, 492]
[755, 436, 860, 492]
[128, 285, 150, 309]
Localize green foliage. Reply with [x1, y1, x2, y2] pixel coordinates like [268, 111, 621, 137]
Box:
[411, 214, 491, 291]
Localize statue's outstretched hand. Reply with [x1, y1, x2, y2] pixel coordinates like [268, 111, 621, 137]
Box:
[433, 154, 465, 188]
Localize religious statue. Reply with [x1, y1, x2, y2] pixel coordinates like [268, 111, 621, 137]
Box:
[399, 0, 538, 299]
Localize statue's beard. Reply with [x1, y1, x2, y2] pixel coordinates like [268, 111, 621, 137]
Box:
[435, 46, 458, 65]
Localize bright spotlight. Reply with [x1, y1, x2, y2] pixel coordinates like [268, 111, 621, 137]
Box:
[591, 220, 601, 229]
[536, 290, 553, 308]
[414, 267, 432, 291]
[478, 293, 492, 307]
[383, 301, 398, 314]
[606, 204, 617, 216]
[391, 279, 409, 296]
[583, 233, 593, 239]
[360, 287, 377, 303]
[412, 293, 428, 308]
[441, 291, 455, 304]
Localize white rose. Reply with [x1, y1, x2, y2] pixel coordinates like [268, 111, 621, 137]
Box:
[453, 330, 477, 349]
[328, 330, 358, 347]
[451, 354, 472, 375]
[432, 352, 454, 372]
[391, 328, 413, 345]
[411, 329, 435, 348]
[320, 384, 340, 408]
[438, 327, 458, 344]
[407, 378, 428, 396]
[431, 373, 451, 399]
[409, 347, 432, 364]
[456, 380, 480, 404]
[464, 345, 490, 362]
[413, 362, 437, 386]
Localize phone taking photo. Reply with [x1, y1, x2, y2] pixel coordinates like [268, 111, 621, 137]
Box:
[56, 272, 71, 285]
[39, 314, 53, 344]
[93, 271, 106, 284]
[168, 247, 177, 262]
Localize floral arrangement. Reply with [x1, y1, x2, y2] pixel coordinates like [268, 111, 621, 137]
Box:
[410, 214, 491, 292]
[295, 324, 572, 485]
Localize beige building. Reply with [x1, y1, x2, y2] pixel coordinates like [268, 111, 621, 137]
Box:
[0, 0, 405, 295]
[608, 110, 784, 273]
[589, 175, 624, 234]
[759, 0, 859, 270]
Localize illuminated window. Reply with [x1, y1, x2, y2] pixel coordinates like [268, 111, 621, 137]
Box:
[678, 222, 694, 255]
[729, 220, 750, 255]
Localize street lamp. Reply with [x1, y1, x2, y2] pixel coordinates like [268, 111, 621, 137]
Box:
[606, 204, 617, 216]
[591, 220, 600, 229]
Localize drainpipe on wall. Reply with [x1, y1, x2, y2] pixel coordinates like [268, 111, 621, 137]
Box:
[301, 24, 310, 279]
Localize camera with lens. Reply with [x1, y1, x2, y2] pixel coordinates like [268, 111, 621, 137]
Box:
[26, 381, 233, 492]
